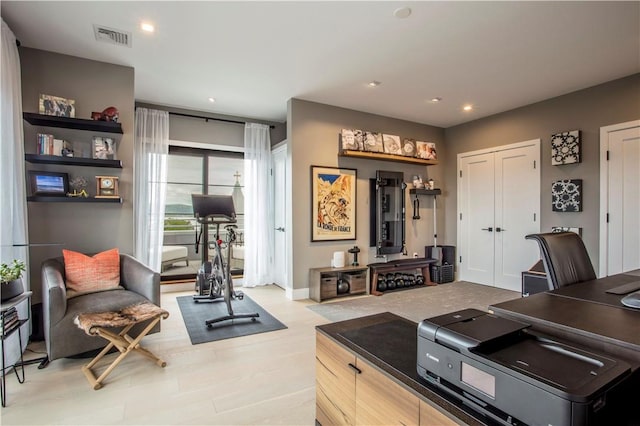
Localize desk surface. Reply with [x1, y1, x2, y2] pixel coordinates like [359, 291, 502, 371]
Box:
[491, 272, 640, 358]
[549, 272, 640, 311]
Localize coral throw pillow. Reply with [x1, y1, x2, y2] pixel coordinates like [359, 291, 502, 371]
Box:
[63, 248, 121, 298]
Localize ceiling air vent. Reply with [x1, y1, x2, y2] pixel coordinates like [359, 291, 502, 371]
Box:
[93, 24, 132, 47]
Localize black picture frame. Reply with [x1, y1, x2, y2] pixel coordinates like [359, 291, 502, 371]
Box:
[28, 171, 69, 196]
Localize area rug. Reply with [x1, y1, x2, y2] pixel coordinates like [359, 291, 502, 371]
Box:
[177, 294, 287, 344]
[307, 281, 520, 323]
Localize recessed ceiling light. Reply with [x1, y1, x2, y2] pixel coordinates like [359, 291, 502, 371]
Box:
[368, 81, 382, 87]
[393, 7, 412, 19]
[463, 104, 473, 111]
[430, 97, 442, 103]
[140, 22, 155, 33]
[208, 97, 216, 103]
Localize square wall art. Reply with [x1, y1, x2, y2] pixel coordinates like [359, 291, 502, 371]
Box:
[551, 130, 581, 165]
[552, 179, 582, 212]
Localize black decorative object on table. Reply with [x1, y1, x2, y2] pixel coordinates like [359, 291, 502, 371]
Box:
[337, 279, 350, 294]
[348, 246, 360, 266]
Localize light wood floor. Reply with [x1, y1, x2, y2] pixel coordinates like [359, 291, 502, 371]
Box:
[2, 285, 330, 425]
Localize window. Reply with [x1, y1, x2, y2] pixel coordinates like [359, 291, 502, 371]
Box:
[162, 146, 245, 279]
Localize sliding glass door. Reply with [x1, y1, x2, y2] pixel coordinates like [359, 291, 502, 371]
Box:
[161, 146, 244, 281]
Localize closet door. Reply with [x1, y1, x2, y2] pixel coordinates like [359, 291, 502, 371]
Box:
[459, 152, 496, 285]
[458, 141, 540, 290]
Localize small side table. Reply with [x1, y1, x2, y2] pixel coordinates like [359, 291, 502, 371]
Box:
[1, 291, 32, 407]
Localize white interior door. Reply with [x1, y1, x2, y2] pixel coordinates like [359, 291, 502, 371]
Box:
[459, 153, 495, 285]
[604, 125, 640, 275]
[494, 146, 540, 291]
[272, 144, 288, 290]
[458, 140, 540, 291]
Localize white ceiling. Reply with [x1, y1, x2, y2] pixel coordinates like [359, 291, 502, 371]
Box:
[2, 1, 639, 127]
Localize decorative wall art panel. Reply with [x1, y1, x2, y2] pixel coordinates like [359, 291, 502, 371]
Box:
[551, 130, 581, 165]
[552, 179, 582, 212]
[551, 226, 582, 236]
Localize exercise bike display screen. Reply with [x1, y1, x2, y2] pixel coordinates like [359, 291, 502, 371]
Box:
[192, 194, 236, 222]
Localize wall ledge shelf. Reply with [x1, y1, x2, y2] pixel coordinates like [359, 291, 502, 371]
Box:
[25, 154, 122, 168]
[27, 196, 122, 203]
[23, 112, 123, 134]
[339, 149, 438, 166]
[409, 188, 442, 196]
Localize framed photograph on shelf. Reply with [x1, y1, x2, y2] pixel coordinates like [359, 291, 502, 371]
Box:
[92, 137, 116, 160]
[363, 131, 384, 152]
[382, 134, 402, 155]
[416, 141, 437, 160]
[341, 129, 364, 151]
[38, 94, 75, 118]
[311, 165, 357, 242]
[28, 171, 69, 196]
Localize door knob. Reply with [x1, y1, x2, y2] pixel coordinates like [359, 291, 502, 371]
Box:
[275, 227, 285, 232]
[481, 227, 493, 232]
[496, 227, 506, 232]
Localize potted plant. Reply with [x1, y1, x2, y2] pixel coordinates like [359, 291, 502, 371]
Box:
[1, 260, 25, 302]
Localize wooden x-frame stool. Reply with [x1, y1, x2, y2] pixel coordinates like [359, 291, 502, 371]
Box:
[74, 302, 169, 390]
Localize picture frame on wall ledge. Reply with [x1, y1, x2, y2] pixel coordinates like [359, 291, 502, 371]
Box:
[92, 136, 116, 160]
[363, 131, 384, 152]
[28, 170, 69, 196]
[310, 165, 357, 242]
[401, 138, 417, 157]
[552, 179, 582, 212]
[38, 94, 75, 118]
[551, 130, 581, 165]
[382, 134, 402, 155]
[341, 129, 364, 151]
[416, 141, 437, 160]
[551, 226, 582, 236]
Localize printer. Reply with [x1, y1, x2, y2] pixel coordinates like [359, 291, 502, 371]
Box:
[417, 309, 632, 426]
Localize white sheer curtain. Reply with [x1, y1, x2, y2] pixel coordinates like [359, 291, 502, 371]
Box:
[243, 123, 274, 287]
[134, 107, 169, 272]
[0, 19, 29, 273]
[1, 19, 29, 369]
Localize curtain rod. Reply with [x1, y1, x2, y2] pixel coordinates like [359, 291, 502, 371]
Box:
[169, 111, 275, 129]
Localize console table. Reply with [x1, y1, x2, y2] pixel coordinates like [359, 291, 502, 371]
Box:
[309, 265, 368, 302]
[368, 257, 437, 295]
[1, 292, 31, 407]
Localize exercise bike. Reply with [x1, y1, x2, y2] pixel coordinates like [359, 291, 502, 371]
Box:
[192, 194, 259, 327]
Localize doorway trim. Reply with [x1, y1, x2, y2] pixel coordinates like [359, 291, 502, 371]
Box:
[456, 138, 541, 286]
[598, 119, 640, 277]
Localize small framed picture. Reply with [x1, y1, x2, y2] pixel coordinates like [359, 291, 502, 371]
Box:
[382, 134, 402, 155]
[416, 141, 437, 160]
[28, 171, 69, 196]
[38, 94, 75, 118]
[92, 137, 116, 160]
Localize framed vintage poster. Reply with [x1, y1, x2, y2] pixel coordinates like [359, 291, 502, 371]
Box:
[311, 165, 357, 241]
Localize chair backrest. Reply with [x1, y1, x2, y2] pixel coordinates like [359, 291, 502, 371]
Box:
[525, 232, 596, 289]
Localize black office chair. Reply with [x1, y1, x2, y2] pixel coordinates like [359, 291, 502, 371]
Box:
[525, 232, 596, 290]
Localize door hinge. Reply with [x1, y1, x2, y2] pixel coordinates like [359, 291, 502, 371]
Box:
[460, 213, 462, 220]
[459, 256, 462, 263]
[606, 150, 610, 161]
[533, 160, 536, 169]
[533, 213, 536, 222]
[459, 170, 462, 178]
[606, 213, 610, 223]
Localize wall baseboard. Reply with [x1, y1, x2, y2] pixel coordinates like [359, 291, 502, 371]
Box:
[286, 287, 309, 300]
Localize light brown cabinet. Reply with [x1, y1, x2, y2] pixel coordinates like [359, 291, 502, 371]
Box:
[316, 332, 457, 426]
[309, 266, 367, 302]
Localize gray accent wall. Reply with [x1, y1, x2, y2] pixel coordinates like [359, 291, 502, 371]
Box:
[288, 99, 445, 291]
[20, 47, 135, 304]
[443, 73, 640, 274]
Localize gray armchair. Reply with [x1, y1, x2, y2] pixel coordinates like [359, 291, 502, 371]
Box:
[41, 254, 160, 362]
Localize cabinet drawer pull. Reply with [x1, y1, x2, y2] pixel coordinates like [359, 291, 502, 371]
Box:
[348, 363, 362, 374]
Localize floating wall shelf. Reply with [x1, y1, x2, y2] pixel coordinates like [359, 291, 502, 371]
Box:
[25, 154, 122, 168]
[27, 196, 122, 203]
[23, 112, 123, 134]
[338, 149, 438, 166]
[409, 188, 442, 196]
